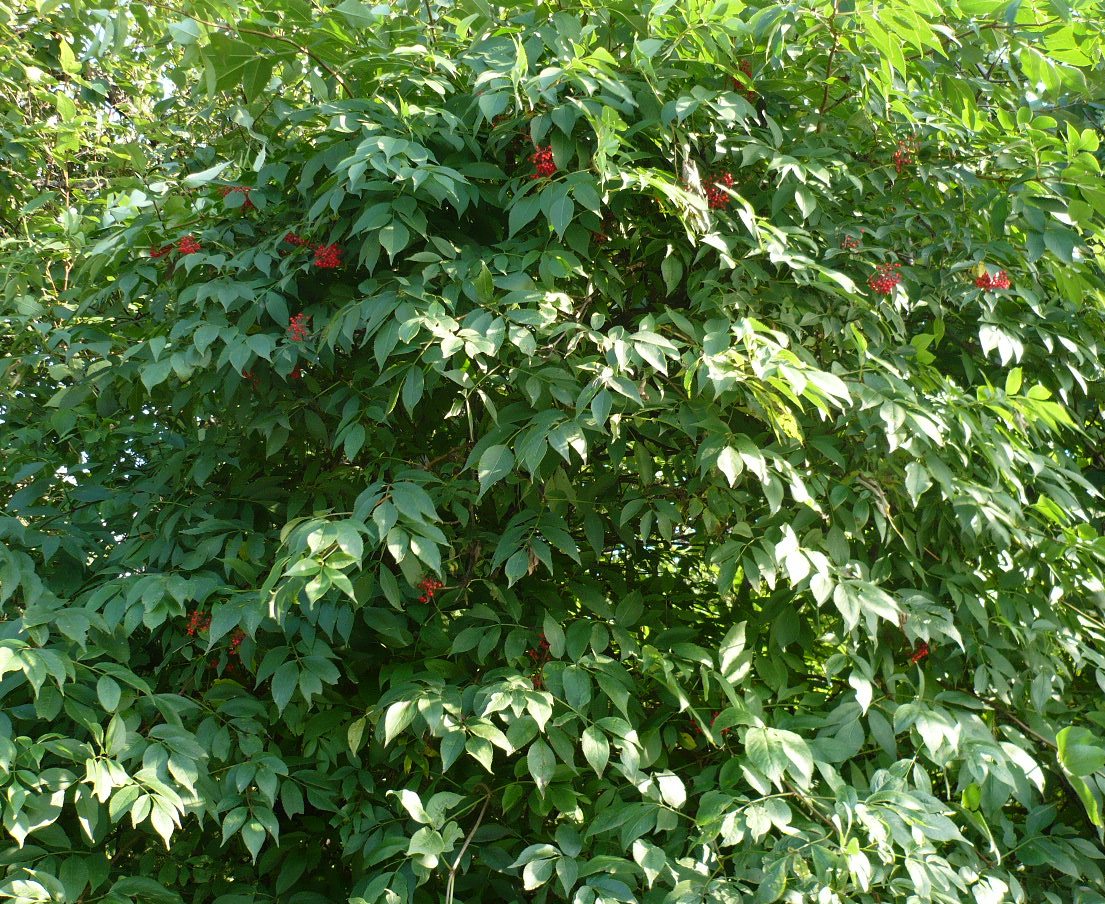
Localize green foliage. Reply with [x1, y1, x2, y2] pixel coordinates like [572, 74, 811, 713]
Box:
[3, 0, 1105, 902]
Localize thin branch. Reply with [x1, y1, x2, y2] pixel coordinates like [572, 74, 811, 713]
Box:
[1003, 711, 1057, 749]
[783, 779, 836, 832]
[816, 0, 842, 131]
[149, 2, 352, 97]
[445, 785, 492, 904]
[902, 15, 1063, 66]
[822, 88, 853, 116]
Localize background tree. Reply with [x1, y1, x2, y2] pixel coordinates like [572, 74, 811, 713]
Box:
[3, 0, 1105, 902]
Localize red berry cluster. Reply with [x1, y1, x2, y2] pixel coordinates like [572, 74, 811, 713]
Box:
[287, 313, 311, 342]
[289, 364, 303, 380]
[527, 635, 550, 664]
[706, 172, 735, 209]
[219, 185, 255, 210]
[975, 270, 1011, 290]
[527, 634, 552, 689]
[241, 369, 260, 388]
[186, 609, 212, 636]
[150, 236, 201, 258]
[530, 145, 556, 179]
[840, 235, 860, 250]
[731, 59, 756, 101]
[178, 235, 202, 255]
[868, 262, 902, 295]
[281, 233, 342, 269]
[313, 243, 342, 269]
[909, 642, 931, 664]
[690, 711, 732, 738]
[206, 629, 247, 677]
[417, 577, 443, 603]
[893, 138, 918, 175]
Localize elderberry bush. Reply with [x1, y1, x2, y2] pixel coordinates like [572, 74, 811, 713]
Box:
[2, 2, 1105, 903]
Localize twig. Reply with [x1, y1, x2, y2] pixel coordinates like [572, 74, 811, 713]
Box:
[783, 779, 836, 832]
[444, 785, 492, 904]
[816, 0, 842, 131]
[998, 709, 1056, 749]
[901, 16, 1063, 66]
[822, 89, 852, 116]
[148, 2, 352, 97]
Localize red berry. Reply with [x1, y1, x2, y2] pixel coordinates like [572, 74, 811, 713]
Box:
[186, 609, 211, 636]
[893, 138, 918, 175]
[706, 172, 735, 209]
[909, 642, 930, 664]
[709, 711, 732, 737]
[150, 243, 174, 259]
[312, 243, 342, 269]
[284, 232, 308, 246]
[220, 185, 254, 209]
[976, 269, 1011, 290]
[178, 235, 201, 255]
[732, 60, 756, 100]
[530, 145, 556, 179]
[287, 313, 311, 342]
[867, 262, 901, 295]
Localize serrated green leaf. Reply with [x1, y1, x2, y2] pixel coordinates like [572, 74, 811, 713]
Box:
[477, 444, 514, 498]
[528, 738, 555, 794]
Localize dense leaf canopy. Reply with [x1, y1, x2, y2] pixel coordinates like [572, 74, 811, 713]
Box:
[3, 0, 1105, 902]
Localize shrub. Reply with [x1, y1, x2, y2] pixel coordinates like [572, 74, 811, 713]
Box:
[2, 1, 1105, 902]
